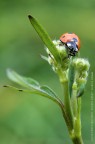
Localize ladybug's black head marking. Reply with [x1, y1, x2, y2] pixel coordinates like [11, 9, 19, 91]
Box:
[66, 41, 78, 56]
[68, 32, 73, 34]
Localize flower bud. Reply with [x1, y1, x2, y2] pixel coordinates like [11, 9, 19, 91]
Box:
[45, 40, 69, 73]
[52, 40, 67, 58]
[73, 58, 90, 72]
[72, 58, 90, 88]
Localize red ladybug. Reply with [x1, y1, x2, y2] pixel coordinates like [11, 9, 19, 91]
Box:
[60, 32, 80, 56]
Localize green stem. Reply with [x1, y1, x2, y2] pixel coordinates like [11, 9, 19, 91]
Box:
[62, 81, 74, 130]
[72, 136, 84, 144]
[71, 82, 83, 142]
[74, 97, 81, 137]
[61, 80, 84, 144]
[71, 82, 78, 117]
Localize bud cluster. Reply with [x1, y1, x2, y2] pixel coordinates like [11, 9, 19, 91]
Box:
[72, 58, 90, 85]
[45, 40, 70, 83]
[45, 41, 90, 86]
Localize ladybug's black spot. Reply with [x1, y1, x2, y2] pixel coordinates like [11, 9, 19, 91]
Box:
[68, 32, 73, 34]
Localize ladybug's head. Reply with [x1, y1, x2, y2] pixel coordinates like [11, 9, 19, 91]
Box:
[60, 33, 80, 56]
[66, 40, 78, 56]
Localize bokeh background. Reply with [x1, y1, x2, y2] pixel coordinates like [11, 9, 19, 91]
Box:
[0, 0, 95, 143]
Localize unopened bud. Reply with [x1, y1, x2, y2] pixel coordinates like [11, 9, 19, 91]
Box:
[73, 58, 90, 72]
[73, 58, 90, 87]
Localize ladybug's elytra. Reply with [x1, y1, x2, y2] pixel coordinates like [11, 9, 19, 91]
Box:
[60, 32, 80, 56]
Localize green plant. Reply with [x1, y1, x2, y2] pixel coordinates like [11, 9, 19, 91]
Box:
[6, 15, 90, 144]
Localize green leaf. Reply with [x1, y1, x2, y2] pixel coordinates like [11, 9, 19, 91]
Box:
[28, 15, 60, 62]
[4, 84, 56, 100]
[40, 85, 57, 98]
[6, 69, 70, 126]
[77, 84, 85, 97]
[7, 69, 40, 89]
[68, 61, 75, 97]
[7, 69, 63, 106]
[40, 55, 48, 62]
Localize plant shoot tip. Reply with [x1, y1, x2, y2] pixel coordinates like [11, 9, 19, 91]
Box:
[28, 15, 33, 19]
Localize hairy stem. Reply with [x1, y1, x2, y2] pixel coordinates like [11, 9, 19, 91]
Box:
[71, 83, 78, 117]
[62, 81, 74, 130]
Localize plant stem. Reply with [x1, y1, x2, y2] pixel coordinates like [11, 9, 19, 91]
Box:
[74, 97, 81, 137]
[72, 136, 84, 144]
[62, 81, 74, 130]
[61, 80, 84, 144]
[71, 83, 78, 117]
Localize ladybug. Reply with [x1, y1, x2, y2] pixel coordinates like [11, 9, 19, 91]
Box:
[60, 32, 80, 56]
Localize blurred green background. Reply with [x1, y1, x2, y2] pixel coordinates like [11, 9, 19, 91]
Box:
[0, 0, 95, 143]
